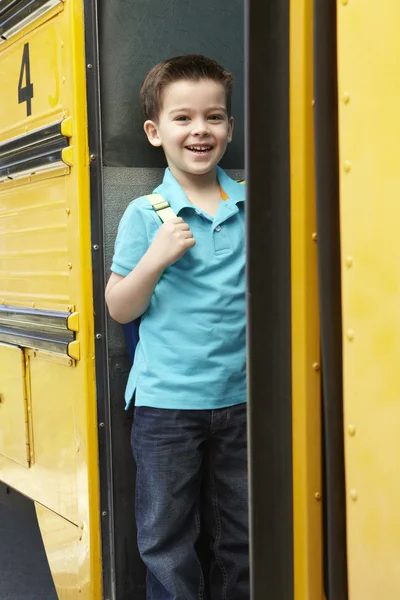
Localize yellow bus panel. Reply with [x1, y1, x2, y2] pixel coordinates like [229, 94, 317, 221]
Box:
[0, 173, 72, 310]
[0, 0, 102, 596]
[338, 1, 400, 598]
[0, 343, 30, 468]
[0, 3, 69, 142]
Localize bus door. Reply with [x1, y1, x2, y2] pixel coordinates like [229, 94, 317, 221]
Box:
[336, 1, 400, 598]
[0, 1, 103, 598]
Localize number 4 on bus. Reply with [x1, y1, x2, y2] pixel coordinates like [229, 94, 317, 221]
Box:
[18, 42, 34, 117]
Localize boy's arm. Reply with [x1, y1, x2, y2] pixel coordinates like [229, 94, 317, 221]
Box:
[105, 216, 195, 324]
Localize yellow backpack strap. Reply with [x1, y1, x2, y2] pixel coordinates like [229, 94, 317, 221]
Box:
[146, 193, 177, 223]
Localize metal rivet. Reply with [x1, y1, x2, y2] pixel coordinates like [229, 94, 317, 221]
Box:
[348, 424, 356, 436]
[102, 511, 107, 517]
[343, 92, 351, 104]
[90, 154, 96, 162]
[66, 207, 70, 215]
[345, 256, 353, 268]
[344, 160, 352, 173]
[62, 76, 66, 84]
[87, 64, 93, 69]
[61, 41, 64, 48]
[32, 301, 35, 308]
[67, 262, 72, 270]
[350, 489, 358, 501]
[312, 232, 318, 242]
[311, 99, 315, 107]
[341, 0, 348, 5]
[347, 330, 354, 341]
[312, 362, 320, 372]
[96, 333, 102, 340]
[93, 244, 99, 251]
[99, 422, 105, 428]
[314, 492, 321, 501]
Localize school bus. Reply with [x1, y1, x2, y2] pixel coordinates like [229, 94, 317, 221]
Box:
[0, 0, 399, 598]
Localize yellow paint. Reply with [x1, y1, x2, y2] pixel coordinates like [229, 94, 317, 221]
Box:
[0, 343, 31, 467]
[35, 502, 82, 598]
[62, 145, 74, 166]
[290, 1, 323, 598]
[0, 3, 64, 55]
[338, 1, 400, 597]
[0, 0, 102, 597]
[0, 21, 64, 140]
[61, 116, 73, 137]
[0, 166, 69, 191]
[67, 311, 80, 332]
[0, 175, 71, 310]
[68, 339, 80, 360]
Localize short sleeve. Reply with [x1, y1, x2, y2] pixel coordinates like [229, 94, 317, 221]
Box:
[111, 200, 153, 277]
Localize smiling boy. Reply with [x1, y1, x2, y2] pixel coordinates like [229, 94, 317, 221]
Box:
[105, 55, 248, 600]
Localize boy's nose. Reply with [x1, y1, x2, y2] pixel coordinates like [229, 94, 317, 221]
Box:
[192, 121, 210, 136]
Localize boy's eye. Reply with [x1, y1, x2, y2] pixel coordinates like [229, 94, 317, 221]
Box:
[208, 115, 223, 121]
[175, 116, 189, 121]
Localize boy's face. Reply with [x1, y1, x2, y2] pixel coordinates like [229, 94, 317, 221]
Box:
[144, 79, 234, 179]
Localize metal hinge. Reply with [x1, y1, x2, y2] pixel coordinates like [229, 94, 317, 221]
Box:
[21, 352, 33, 467]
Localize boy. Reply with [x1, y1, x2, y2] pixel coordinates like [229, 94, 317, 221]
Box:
[105, 55, 248, 600]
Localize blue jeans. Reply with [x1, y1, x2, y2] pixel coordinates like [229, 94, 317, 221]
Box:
[131, 404, 249, 600]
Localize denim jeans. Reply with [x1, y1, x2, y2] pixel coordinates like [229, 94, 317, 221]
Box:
[131, 403, 249, 600]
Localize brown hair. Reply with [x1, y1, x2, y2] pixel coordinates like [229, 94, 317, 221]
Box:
[140, 54, 234, 121]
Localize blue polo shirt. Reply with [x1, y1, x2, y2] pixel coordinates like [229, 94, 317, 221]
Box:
[111, 166, 246, 409]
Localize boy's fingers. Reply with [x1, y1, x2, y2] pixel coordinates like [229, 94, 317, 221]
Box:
[177, 222, 190, 231]
[172, 217, 184, 224]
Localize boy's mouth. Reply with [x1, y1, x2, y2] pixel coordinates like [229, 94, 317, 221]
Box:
[185, 145, 213, 154]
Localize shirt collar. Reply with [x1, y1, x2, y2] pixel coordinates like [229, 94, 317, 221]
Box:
[154, 166, 245, 215]
[216, 166, 246, 206]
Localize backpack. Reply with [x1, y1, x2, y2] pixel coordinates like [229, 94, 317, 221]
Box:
[122, 183, 245, 363]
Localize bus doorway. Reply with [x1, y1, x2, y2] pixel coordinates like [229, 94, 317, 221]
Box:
[92, 1, 245, 598]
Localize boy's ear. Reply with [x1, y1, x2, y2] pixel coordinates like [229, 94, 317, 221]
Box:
[144, 120, 162, 147]
[227, 116, 234, 144]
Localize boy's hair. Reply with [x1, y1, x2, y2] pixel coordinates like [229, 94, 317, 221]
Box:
[140, 54, 234, 122]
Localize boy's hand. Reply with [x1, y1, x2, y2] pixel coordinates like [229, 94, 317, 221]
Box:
[147, 217, 196, 269]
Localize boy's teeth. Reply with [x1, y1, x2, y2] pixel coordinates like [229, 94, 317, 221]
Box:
[187, 146, 211, 152]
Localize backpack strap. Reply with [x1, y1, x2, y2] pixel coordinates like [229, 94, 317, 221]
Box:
[147, 182, 245, 222]
[146, 193, 177, 223]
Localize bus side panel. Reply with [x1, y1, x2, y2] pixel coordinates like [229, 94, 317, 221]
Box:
[337, 2, 400, 597]
[0, 0, 102, 597]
